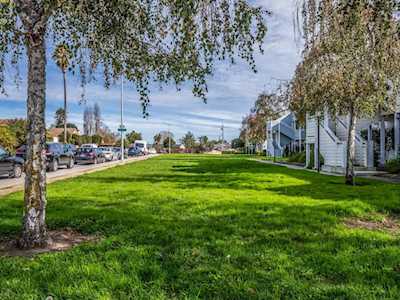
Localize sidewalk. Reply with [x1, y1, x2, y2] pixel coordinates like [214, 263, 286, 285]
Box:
[0, 155, 159, 197]
[251, 158, 400, 183]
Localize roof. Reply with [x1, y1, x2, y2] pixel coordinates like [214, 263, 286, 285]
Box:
[270, 113, 291, 128]
[47, 127, 80, 137]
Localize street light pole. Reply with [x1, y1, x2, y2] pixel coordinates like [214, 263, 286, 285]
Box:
[120, 76, 124, 160]
[168, 124, 171, 154]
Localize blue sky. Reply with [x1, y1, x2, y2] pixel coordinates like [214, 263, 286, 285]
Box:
[0, 0, 301, 143]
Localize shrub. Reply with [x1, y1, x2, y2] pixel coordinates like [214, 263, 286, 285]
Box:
[385, 158, 400, 174]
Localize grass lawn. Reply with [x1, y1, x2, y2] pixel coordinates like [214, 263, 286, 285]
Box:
[1, 155, 400, 299]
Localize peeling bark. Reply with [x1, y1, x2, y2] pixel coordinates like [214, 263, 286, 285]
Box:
[345, 107, 356, 186]
[18, 25, 48, 249]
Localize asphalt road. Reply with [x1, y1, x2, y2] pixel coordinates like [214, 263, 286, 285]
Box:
[0, 155, 158, 197]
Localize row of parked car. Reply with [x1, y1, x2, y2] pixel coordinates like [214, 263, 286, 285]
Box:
[0, 142, 148, 179]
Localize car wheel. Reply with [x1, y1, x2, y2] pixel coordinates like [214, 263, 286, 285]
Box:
[50, 159, 58, 172]
[11, 164, 23, 178]
[67, 158, 74, 169]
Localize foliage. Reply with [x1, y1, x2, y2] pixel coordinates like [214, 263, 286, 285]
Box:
[52, 43, 71, 73]
[0, 125, 16, 152]
[231, 137, 245, 149]
[1, 156, 400, 298]
[385, 158, 400, 174]
[0, 1, 268, 114]
[154, 131, 174, 152]
[287, 151, 306, 164]
[181, 131, 196, 151]
[126, 131, 142, 145]
[6, 119, 26, 147]
[54, 108, 66, 128]
[291, 0, 400, 184]
[240, 88, 289, 145]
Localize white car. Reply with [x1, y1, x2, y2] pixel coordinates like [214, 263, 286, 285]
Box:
[81, 143, 98, 149]
[133, 140, 148, 155]
[99, 147, 115, 161]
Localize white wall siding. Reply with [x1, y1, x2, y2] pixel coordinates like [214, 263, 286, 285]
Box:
[319, 125, 346, 168]
[306, 116, 316, 144]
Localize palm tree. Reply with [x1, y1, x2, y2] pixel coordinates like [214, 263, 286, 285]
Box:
[52, 43, 71, 143]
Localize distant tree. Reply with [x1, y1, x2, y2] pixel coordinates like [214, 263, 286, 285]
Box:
[231, 138, 245, 149]
[0, 125, 17, 152]
[198, 135, 209, 151]
[163, 136, 176, 149]
[65, 123, 78, 129]
[83, 106, 95, 136]
[181, 132, 196, 152]
[7, 119, 27, 147]
[93, 103, 102, 134]
[54, 108, 65, 128]
[126, 131, 142, 145]
[53, 43, 72, 143]
[154, 131, 174, 152]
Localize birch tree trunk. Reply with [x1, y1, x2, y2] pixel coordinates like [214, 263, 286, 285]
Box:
[345, 107, 357, 185]
[19, 26, 48, 248]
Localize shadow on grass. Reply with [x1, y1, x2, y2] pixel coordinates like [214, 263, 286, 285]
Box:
[0, 155, 399, 299]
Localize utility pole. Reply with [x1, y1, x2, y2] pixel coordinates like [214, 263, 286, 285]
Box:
[220, 121, 225, 151]
[168, 124, 171, 154]
[120, 76, 125, 160]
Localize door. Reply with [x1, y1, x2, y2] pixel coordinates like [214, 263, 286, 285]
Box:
[58, 144, 69, 165]
[0, 148, 12, 176]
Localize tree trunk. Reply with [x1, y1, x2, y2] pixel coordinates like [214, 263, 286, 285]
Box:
[63, 70, 67, 143]
[18, 29, 48, 249]
[345, 108, 357, 185]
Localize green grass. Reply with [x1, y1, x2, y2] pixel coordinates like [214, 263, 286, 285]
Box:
[1, 155, 400, 299]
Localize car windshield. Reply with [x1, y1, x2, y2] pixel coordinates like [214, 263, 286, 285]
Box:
[78, 148, 95, 153]
[46, 144, 59, 151]
[135, 143, 145, 148]
[100, 148, 111, 152]
[0, 148, 6, 156]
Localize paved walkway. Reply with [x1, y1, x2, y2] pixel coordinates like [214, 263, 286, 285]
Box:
[0, 155, 158, 197]
[251, 158, 400, 183]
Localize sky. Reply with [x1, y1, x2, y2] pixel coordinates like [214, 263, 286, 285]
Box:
[0, 0, 302, 143]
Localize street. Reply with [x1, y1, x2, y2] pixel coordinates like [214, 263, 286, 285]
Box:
[0, 155, 158, 197]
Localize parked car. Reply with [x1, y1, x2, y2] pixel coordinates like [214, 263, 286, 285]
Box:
[128, 147, 142, 157]
[0, 147, 24, 178]
[75, 147, 106, 164]
[148, 148, 157, 155]
[15, 145, 27, 159]
[133, 140, 148, 154]
[16, 143, 74, 172]
[65, 144, 78, 156]
[46, 142, 75, 171]
[113, 147, 122, 160]
[81, 143, 98, 149]
[99, 147, 115, 161]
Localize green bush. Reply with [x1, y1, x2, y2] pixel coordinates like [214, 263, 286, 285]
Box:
[287, 151, 306, 163]
[385, 158, 400, 174]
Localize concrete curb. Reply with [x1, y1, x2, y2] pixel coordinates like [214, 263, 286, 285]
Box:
[0, 155, 159, 197]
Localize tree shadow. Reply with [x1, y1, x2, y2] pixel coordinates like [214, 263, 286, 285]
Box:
[0, 155, 399, 298]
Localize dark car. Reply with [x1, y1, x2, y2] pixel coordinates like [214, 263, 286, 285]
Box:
[46, 143, 75, 171]
[75, 147, 106, 164]
[0, 147, 24, 178]
[15, 145, 26, 159]
[128, 147, 141, 157]
[65, 144, 77, 156]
